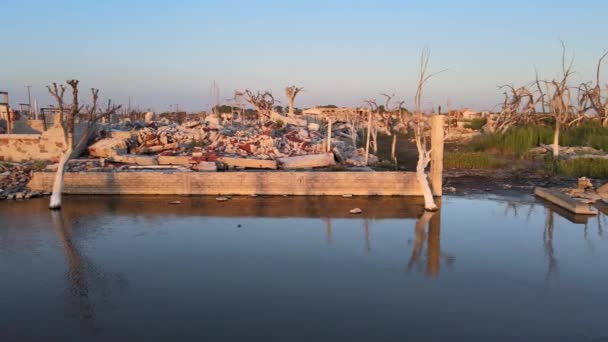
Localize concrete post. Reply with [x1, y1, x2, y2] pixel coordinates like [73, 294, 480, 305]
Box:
[430, 115, 445, 196]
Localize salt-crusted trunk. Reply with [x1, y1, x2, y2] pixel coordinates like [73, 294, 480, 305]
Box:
[371, 127, 378, 154]
[416, 150, 437, 211]
[390, 134, 397, 162]
[287, 98, 295, 116]
[552, 120, 560, 158]
[49, 146, 72, 210]
[414, 122, 437, 211]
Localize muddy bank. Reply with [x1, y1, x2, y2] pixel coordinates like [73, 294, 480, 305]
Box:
[443, 168, 577, 196]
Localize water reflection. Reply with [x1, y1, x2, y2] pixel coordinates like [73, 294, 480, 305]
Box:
[1, 195, 608, 340]
[50, 209, 127, 333]
[506, 197, 607, 288]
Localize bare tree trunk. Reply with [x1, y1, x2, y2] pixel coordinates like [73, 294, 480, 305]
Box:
[553, 120, 560, 158]
[285, 86, 304, 116]
[415, 130, 438, 211]
[390, 134, 397, 162]
[365, 111, 372, 165]
[49, 146, 72, 209]
[326, 119, 332, 152]
[413, 48, 444, 211]
[371, 127, 378, 154]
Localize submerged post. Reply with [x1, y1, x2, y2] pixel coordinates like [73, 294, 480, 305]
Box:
[430, 115, 445, 196]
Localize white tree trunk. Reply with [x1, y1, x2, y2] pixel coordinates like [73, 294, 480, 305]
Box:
[390, 134, 397, 162]
[552, 121, 560, 158]
[365, 111, 372, 165]
[287, 98, 295, 116]
[371, 128, 378, 154]
[326, 119, 332, 152]
[49, 146, 72, 210]
[416, 155, 438, 211]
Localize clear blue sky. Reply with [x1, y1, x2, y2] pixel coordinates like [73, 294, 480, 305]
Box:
[1, 0, 607, 112]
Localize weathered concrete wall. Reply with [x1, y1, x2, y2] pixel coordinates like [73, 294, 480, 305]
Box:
[0, 115, 92, 162]
[0, 126, 66, 162]
[29, 171, 423, 196]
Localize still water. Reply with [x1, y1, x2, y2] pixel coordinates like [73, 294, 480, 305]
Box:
[1, 195, 607, 341]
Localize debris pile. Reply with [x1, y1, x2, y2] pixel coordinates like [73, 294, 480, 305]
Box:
[0, 161, 49, 200]
[555, 177, 608, 205]
[84, 115, 378, 171]
[527, 145, 607, 159]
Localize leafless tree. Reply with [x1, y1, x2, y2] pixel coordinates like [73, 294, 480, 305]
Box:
[413, 48, 444, 211]
[285, 85, 304, 116]
[47, 80, 121, 209]
[579, 50, 608, 126]
[543, 42, 575, 158]
[234, 90, 276, 123]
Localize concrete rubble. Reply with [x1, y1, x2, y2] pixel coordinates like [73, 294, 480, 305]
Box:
[0, 161, 49, 200]
[527, 145, 607, 158]
[82, 114, 379, 172]
[549, 177, 608, 205]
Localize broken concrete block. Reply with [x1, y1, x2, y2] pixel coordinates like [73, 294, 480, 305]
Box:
[278, 153, 335, 169]
[88, 138, 128, 158]
[218, 157, 278, 169]
[111, 154, 158, 166]
[578, 177, 593, 190]
[308, 123, 320, 131]
[194, 161, 217, 172]
[597, 182, 608, 194]
[158, 155, 191, 165]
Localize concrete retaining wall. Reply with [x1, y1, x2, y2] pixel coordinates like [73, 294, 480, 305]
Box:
[0, 127, 66, 162]
[28, 171, 424, 196]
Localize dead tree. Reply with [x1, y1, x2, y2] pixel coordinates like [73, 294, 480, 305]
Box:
[543, 42, 575, 158]
[234, 90, 276, 123]
[413, 48, 443, 211]
[363, 99, 378, 164]
[47, 80, 121, 209]
[284, 85, 304, 116]
[380, 93, 404, 163]
[580, 51, 608, 126]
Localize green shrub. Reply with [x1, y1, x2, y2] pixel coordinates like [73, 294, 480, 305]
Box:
[31, 160, 47, 171]
[555, 158, 608, 179]
[444, 152, 506, 169]
[464, 118, 487, 130]
[470, 123, 608, 156]
[559, 122, 608, 151]
[471, 125, 553, 156]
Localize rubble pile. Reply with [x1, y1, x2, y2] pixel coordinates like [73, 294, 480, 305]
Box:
[0, 161, 49, 200]
[84, 115, 378, 171]
[556, 177, 608, 205]
[528, 145, 607, 159]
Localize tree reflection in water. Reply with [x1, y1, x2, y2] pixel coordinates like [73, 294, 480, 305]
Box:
[406, 208, 454, 277]
[50, 210, 127, 333]
[543, 209, 559, 288]
[503, 200, 608, 289]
